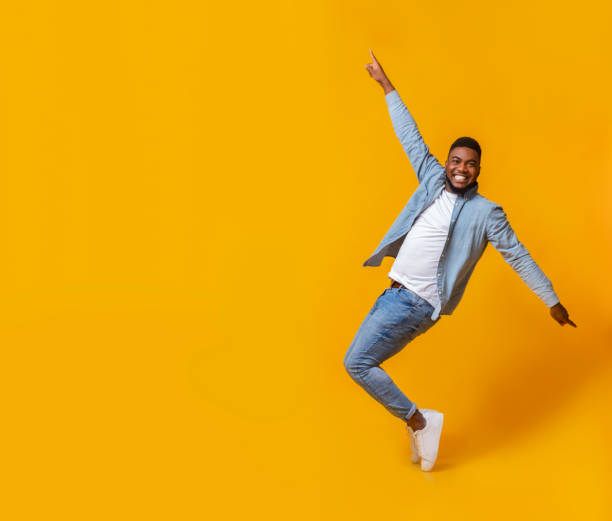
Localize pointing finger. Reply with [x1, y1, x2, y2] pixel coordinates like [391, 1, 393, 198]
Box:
[567, 318, 577, 328]
[369, 48, 377, 63]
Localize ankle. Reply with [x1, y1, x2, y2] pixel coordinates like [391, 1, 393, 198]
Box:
[407, 409, 426, 431]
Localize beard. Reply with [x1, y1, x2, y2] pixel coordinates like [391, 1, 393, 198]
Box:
[445, 176, 477, 194]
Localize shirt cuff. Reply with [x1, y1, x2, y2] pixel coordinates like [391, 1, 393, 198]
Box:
[385, 89, 402, 108]
[542, 290, 560, 308]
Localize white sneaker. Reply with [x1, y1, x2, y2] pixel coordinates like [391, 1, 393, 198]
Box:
[407, 425, 419, 463]
[413, 410, 444, 471]
[406, 408, 433, 464]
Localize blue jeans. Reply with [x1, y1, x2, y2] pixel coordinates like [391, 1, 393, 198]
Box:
[343, 285, 440, 422]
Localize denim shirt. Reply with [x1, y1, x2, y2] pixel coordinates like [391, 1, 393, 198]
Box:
[363, 90, 559, 320]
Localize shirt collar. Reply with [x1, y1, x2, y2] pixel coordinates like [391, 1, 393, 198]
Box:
[463, 181, 479, 200]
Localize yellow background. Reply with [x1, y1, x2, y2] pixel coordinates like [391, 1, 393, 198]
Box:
[2, 1, 611, 519]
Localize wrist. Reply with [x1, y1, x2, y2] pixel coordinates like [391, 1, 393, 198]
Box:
[380, 79, 395, 94]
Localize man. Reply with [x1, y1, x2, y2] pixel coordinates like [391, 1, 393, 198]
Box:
[343, 49, 576, 472]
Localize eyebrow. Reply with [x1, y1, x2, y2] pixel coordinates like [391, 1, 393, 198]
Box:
[451, 156, 478, 163]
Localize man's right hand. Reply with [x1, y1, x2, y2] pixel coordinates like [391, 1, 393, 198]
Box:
[550, 302, 577, 327]
[365, 48, 394, 94]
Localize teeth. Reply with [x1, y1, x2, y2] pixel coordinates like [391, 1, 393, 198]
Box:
[455, 175, 467, 181]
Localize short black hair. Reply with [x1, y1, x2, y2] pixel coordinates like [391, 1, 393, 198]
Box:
[449, 136, 481, 160]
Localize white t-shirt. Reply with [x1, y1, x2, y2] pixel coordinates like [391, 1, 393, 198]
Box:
[388, 188, 458, 308]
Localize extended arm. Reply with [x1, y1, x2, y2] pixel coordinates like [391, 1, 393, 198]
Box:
[364, 48, 443, 183]
[486, 206, 576, 327]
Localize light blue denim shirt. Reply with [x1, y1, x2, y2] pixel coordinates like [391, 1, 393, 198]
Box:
[363, 89, 560, 320]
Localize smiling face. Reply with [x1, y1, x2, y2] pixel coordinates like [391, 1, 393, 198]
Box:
[444, 146, 481, 192]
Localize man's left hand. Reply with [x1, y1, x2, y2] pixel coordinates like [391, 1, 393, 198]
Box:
[550, 302, 577, 327]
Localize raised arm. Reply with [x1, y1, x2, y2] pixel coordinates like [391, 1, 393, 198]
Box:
[486, 205, 577, 327]
[365, 48, 443, 183]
